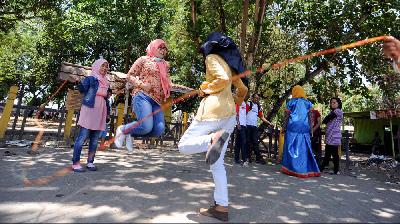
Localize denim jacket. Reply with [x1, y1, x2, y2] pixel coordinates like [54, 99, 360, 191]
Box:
[78, 76, 99, 108]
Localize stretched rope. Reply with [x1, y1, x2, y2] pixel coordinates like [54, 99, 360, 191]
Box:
[24, 35, 391, 186]
[271, 36, 390, 69]
[31, 80, 69, 152]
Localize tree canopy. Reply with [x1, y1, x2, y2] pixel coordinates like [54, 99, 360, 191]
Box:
[1, 0, 399, 119]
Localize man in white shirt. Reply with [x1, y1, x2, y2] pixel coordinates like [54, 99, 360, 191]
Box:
[246, 93, 273, 164]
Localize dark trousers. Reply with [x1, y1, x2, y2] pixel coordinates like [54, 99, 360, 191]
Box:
[311, 132, 322, 166]
[234, 125, 247, 162]
[320, 144, 340, 174]
[246, 125, 262, 161]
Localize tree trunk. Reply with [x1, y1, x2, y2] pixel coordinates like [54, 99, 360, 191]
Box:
[240, 0, 249, 56]
[245, 0, 262, 68]
[254, 0, 267, 55]
[217, 0, 227, 33]
[190, 0, 200, 51]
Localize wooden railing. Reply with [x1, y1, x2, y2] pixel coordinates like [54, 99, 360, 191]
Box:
[0, 103, 187, 147]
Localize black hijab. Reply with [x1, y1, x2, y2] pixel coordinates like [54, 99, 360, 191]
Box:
[200, 32, 248, 87]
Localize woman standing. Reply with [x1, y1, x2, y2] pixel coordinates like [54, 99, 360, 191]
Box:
[178, 32, 248, 222]
[281, 85, 320, 178]
[319, 97, 343, 175]
[72, 58, 110, 172]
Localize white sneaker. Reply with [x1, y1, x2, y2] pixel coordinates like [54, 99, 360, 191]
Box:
[126, 135, 134, 152]
[243, 161, 249, 167]
[114, 125, 125, 148]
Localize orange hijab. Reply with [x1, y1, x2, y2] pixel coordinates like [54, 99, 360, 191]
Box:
[291, 85, 306, 99]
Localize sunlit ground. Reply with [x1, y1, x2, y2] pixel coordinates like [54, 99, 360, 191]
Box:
[0, 144, 399, 223]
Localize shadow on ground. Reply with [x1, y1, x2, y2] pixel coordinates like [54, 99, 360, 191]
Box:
[0, 144, 400, 223]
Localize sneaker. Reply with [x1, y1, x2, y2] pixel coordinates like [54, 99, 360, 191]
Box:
[126, 135, 134, 152]
[72, 164, 86, 173]
[205, 130, 230, 165]
[199, 204, 228, 222]
[329, 171, 340, 175]
[114, 126, 125, 148]
[86, 163, 97, 171]
[243, 161, 249, 167]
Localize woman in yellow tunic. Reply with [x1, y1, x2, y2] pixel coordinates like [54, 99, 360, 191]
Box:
[178, 32, 248, 222]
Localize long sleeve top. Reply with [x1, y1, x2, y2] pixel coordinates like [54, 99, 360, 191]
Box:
[324, 108, 343, 145]
[126, 56, 171, 105]
[195, 54, 248, 121]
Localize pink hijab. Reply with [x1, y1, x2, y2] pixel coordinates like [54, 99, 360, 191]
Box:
[146, 39, 171, 100]
[91, 58, 110, 88]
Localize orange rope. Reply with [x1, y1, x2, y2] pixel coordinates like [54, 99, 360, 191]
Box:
[24, 35, 390, 186]
[31, 80, 69, 152]
[271, 36, 390, 69]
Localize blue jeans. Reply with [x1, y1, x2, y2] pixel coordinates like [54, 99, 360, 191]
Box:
[234, 125, 247, 162]
[72, 127, 101, 164]
[123, 92, 165, 137]
[100, 123, 109, 139]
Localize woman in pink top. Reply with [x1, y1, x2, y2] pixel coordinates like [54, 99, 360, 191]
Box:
[114, 39, 172, 148]
[72, 58, 110, 172]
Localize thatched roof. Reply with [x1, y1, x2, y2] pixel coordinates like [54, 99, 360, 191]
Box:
[58, 62, 193, 93]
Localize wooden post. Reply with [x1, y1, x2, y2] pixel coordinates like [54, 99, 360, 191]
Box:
[0, 86, 18, 141]
[109, 115, 115, 137]
[150, 137, 156, 148]
[268, 127, 273, 159]
[64, 109, 75, 141]
[161, 96, 173, 147]
[278, 129, 284, 162]
[57, 108, 65, 141]
[116, 103, 124, 132]
[390, 119, 396, 159]
[10, 84, 24, 140]
[19, 109, 29, 140]
[64, 89, 82, 144]
[183, 112, 188, 132]
[344, 130, 350, 173]
[273, 128, 279, 160]
[163, 97, 173, 123]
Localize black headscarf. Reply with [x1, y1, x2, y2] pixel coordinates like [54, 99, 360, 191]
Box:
[200, 32, 248, 87]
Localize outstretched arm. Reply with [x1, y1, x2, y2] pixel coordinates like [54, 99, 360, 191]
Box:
[383, 36, 400, 61]
[261, 116, 273, 126]
[232, 77, 248, 105]
[383, 36, 400, 73]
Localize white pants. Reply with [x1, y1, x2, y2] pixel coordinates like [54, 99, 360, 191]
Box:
[178, 116, 236, 207]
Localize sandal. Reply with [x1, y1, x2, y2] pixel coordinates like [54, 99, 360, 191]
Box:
[72, 164, 86, 173]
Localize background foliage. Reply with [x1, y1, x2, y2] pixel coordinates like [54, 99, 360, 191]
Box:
[1, 0, 399, 122]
